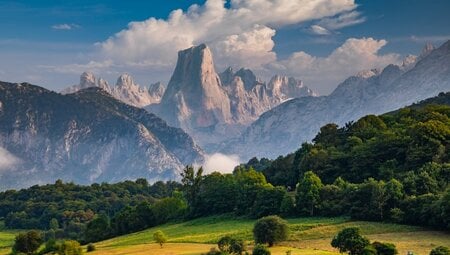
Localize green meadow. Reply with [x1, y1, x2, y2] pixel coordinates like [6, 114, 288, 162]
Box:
[1, 216, 449, 255]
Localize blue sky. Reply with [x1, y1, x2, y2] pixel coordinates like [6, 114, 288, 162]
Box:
[0, 0, 449, 94]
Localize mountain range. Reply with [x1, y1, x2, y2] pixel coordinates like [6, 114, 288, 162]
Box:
[224, 40, 450, 160]
[0, 40, 449, 189]
[62, 72, 166, 108]
[0, 82, 203, 190]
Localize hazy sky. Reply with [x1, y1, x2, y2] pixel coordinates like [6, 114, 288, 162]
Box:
[0, 0, 449, 95]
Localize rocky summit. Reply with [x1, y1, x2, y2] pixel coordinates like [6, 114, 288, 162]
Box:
[62, 72, 166, 107]
[149, 44, 316, 149]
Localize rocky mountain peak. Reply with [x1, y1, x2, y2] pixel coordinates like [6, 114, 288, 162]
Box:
[356, 69, 381, 79]
[219, 67, 235, 85]
[235, 68, 258, 90]
[80, 71, 96, 88]
[420, 42, 435, 58]
[157, 44, 232, 129]
[116, 73, 137, 88]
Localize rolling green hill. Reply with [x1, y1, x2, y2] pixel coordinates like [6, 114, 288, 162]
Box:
[82, 216, 449, 255]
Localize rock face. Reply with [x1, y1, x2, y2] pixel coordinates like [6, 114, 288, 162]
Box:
[62, 72, 165, 107]
[155, 44, 233, 129]
[0, 82, 203, 190]
[149, 44, 316, 149]
[224, 40, 450, 160]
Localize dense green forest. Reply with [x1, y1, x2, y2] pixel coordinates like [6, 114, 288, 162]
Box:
[1, 92, 449, 244]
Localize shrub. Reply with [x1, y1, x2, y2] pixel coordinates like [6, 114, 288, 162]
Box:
[153, 230, 168, 248]
[372, 242, 398, 255]
[218, 235, 245, 254]
[331, 227, 370, 255]
[87, 243, 96, 252]
[252, 244, 271, 255]
[430, 246, 450, 255]
[253, 215, 289, 247]
[12, 230, 43, 255]
[57, 240, 83, 255]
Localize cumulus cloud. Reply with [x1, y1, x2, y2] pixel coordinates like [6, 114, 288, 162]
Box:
[97, 0, 357, 70]
[268, 37, 400, 94]
[52, 23, 80, 30]
[0, 147, 21, 171]
[202, 153, 240, 174]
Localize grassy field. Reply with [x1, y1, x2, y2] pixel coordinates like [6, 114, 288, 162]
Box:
[0, 221, 20, 255]
[91, 216, 450, 255]
[1, 216, 449, 255]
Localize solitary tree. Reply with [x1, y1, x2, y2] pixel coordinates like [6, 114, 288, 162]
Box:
[331, 227, 370, 255]
[12, 230, 43, 255]
[153, 230, 168, 248]
[253, 215, 289, 247]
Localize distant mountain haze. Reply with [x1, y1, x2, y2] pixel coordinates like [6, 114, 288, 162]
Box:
[0, 83, 203, 190]
[224, 40, 450, 160]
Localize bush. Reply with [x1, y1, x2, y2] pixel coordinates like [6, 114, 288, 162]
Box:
[87, 243, 96, 252]
[331, 227, 370, 255]
[218, 235, 245, 254]
[252, 244, 271, 255]
[372, 242, 398, 255]
[253, 215, 289, 247]
[57, 240, 83, 255]
[153, 230, 168, 248]
[430, 246, 450, 255]
[12, 230, 43, 255]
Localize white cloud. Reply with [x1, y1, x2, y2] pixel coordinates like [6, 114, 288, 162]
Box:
[52, 23, 80, 30]
[202, 153, 240, 174]
[268, 37, 400, 94]
[0, 147, 21, 171]
[97, 0, 357, 70]
[318, 10, 366, 30]
[309, 25, 331, 35]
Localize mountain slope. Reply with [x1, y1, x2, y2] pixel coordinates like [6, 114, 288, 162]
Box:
[0, 82, 203, 190]
[224, 40, 450, 160]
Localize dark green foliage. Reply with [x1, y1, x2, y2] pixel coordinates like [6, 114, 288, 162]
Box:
[84, 215, 112, 243]
[12, 230, 43, 255]
[218, 236, 246, 254]
[362, 245, 377, 255]
[430, 246, 450, 255]
[0, 179, 180, 234]
[331, 227, 370, 255]
[86, 243, 96, 252]
[295, 171, 323, 216]
[252, 186, 286, 218]
[252, 244, 271, 255]
[181, 166, 204, 216]
[372, 242, 398, 255]
[253, 216, 288, 247]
